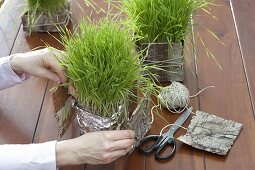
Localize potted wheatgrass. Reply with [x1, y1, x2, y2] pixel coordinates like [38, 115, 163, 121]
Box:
[123, 0, 211, 82]
[22, 0, 70, 33]
[55, 18, 157, 146]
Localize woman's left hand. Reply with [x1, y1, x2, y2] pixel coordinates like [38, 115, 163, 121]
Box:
[10, 48, 67, 83]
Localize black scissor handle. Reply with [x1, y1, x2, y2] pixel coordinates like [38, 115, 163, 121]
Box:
[138, 135, 161, 154]
[155, 138, 176, 161]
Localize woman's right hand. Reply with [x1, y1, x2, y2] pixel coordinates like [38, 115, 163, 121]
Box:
[56, 130, 135, 166]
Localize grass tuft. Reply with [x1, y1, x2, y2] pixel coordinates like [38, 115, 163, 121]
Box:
[27, 0, 68, 13]
[25, 0, 69, 33]
[122, 0, 212, 43]
[61, 18, 156, 117]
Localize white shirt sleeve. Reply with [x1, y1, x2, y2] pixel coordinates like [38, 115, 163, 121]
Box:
[0, 55, 57, 169]
[0, 55, 30, 90]
[0, 141, 57, 170]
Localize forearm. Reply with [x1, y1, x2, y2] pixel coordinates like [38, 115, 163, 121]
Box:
[0, 141, 57, 170]
[56, 139, 79, 167]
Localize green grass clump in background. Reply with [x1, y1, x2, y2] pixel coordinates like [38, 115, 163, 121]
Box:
[123, 0, 211, 43]
[0, 0, 4, 8]
[25, 0, 69, 34]
[61, 18, 155, 118]
[27, 0, 68, 13]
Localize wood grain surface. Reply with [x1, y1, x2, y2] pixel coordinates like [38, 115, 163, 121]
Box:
[231, 0, 255, 118]
[195, 0, 255, 169]
[1, 0, 255, 169]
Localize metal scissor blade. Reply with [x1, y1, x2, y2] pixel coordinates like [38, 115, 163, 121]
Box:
[168, 107, 193, 135]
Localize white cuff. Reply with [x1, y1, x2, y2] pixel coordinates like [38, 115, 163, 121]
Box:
[0, 141, 57, 170]
[0, 55, 30, 90]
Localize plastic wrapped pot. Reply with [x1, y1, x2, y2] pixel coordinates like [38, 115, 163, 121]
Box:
[140, 42, 184, 82]
[74, 98, 152, 147]
[54, 89, 152, 147]
[22, 1, 70, 33]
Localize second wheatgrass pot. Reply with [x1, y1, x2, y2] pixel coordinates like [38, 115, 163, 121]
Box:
[123, 0, 212, 82]
[140, 42, 184, 82]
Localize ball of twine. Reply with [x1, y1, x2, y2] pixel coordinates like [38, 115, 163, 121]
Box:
[158, 82, 190, 113]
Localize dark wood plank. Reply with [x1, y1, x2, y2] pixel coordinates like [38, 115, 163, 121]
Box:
[145, 41, 204, 170]
[0, 0, 65, 148]
[11, 22, 85, 170]
[0, 0, 25, 57]
[32, 0, 111, 169]
[82, 0, 204, 169]
[21, 19, 84, 170]
[231, 0, 255, 118]
[0, 77, 47, 144]
[0, 27, 64, 141]
[33, 81, 85, 170]
[0, 18, 50, 144]
[194, 0, 255, 169]
[6, 0, 255, 170]
[1, 0, 124, 169]
[84, 156, 130, 170]
[127, 150, 145, 170]
[146, 110, 205, 170]
[80, 0, 148, 168]
[72, 1, 133, 169]
[71, 0, 109, 26]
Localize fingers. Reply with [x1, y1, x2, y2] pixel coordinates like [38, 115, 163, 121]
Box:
[37, 68, 61, 82]
[43, 48, 67, 83]
[101, 130, 135, 152]
[46, 59, 67, 83]
[105, 130, 135, 141]
[109, 138, 134, 151]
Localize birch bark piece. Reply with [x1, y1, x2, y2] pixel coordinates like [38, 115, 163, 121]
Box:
[53, 86, 70, 113]
[53, 86, 74, 137]
[56, 98, 76, 137]
[141, 42, 184, 82]
[177, 110, 243, 155]
[129, 98, 151, 147]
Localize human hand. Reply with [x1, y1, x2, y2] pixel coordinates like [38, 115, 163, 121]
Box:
[56, 130, 135, 166]
[10, 48, 67, 83]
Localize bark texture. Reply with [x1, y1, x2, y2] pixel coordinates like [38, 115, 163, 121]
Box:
[177, 110, 243, 155]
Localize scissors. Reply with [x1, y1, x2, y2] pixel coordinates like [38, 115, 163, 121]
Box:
[138, 107, 192, 161]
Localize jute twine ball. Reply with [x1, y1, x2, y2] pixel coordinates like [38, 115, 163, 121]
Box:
[158, 81, 190, 113]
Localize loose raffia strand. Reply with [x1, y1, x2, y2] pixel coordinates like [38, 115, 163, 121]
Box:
[158, 108, 194, 136]
[159, 124, 188, 136]
[190, 86, 215, 98]
[150, 104, 160, 124]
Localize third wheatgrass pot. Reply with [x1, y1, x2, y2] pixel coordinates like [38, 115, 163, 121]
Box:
[123, 0, 212, 82]
[55, 18, 157, 147]
[22, 0, 70, 33]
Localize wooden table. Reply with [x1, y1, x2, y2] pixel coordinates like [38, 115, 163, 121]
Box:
[1, 0, 255, 169]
